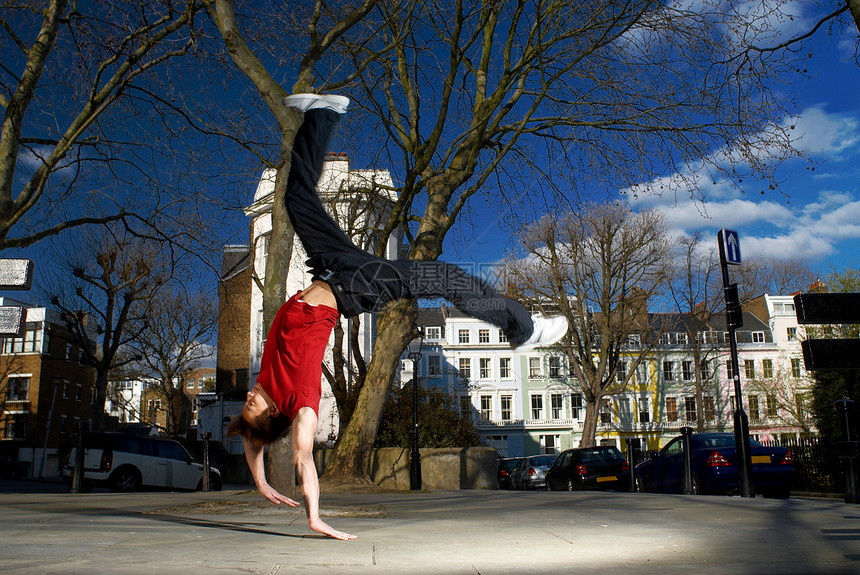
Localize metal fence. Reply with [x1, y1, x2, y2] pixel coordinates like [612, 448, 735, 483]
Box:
[759, 436, 842, 495]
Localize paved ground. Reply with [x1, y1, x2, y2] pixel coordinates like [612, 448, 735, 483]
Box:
[1, 480, 859, 574]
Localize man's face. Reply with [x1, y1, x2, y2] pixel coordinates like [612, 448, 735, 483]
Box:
[241, 388, 271, 424]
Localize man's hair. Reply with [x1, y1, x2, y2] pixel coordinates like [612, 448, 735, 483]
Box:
[227, 410, 292, 446]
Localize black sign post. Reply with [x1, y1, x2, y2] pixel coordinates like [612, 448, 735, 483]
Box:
[717, 229, 755, 498]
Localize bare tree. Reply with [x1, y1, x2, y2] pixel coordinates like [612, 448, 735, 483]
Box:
[46, 224, 168, 430]
[127, 289, 217, 437]
[732, 257, 817, 302]
[667, 233, 723, 431]
[321, 0, 811, 482]
[505, 203, 671, 447]
[0, 0, 204, 251]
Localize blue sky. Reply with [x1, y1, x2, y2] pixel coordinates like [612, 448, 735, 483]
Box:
[442, 4, 860, 278]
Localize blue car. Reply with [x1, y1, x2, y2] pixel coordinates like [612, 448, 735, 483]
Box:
[634, 432, 794, 499]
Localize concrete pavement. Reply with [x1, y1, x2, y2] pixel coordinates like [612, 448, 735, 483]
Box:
[1, 483, 859, 574]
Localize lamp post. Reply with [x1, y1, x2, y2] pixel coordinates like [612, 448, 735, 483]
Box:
[408, 327, 424, 490]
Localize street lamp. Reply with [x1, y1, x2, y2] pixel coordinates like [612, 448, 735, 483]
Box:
[408, 327, 424, 491]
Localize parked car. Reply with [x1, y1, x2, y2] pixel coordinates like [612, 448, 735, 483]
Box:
[634, 432, 794, 498]
[512, 455, 558, 490]
[545, 446, 631, 491]
[497, 457, 523, 489]
[63, 432, 222, 493]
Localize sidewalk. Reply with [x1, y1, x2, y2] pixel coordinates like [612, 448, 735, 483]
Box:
[1, 486, 859, 574]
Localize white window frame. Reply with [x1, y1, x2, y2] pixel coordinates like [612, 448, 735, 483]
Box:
[499, 357, 511, 379]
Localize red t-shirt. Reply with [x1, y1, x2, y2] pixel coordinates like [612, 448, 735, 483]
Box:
[255, 292, 340, 419]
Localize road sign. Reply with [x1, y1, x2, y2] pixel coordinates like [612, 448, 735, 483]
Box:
[720, 229, 742, 265]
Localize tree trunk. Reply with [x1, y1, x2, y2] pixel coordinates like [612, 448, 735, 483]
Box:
[580, 397, 600, 447]
[321, 300, 416, 486]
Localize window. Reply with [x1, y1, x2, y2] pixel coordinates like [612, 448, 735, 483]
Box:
[627, 333, 641, 346]
[571, 394, 583, 419]
[66, 343, 73, 359]
[786, 327, 797, 341]
[638, 397, 650, 423]
[599, 399, 612, 424]
[75, 384, 82, 402]
[666, 397, 678, 422]
[480, 395, 493, 421]
[498, 330, 508, 344]
[501, 395, 512, 421]
[698, 331, 712, 345]
[549, 356, 562, 379]
[700, 360, 710, 382]
[499, 357, 511, 379]
[749, 395, 760, 420]
[682, 361, 693, 381]
[766, 393, 778, 417]
[541, 434, 560, 455]
[60, 414, 68, 434]
[458, 358, 471, 380]
[616, 361, 628, 383]
[726, 360, 734, 380]
[752, 331, 765, 343]
[458, 329, 470, 344]
[551, 394, 564, 420]
[762, 359, 774, 379]
[531, 395, 544, 420]
[479, 358, 492, 379]
[4, 414, 28, 439]
[684, 397, 696, 421]
[617, 397, 633, 424]
[6, 376, 30, 402]
[791, 358, 802, 378]
[187, 379, 195, 389]
[425, 326, 441, 340]
[660, 333, 671, 345]
[744, 359, 755, 379]
[478, 329, 490, 344]
[662, 361, 675, 381]
[459, 396, 472, 419]
[528, 357, 542, 379]
[62, 381, 70, 399]
[703, 396, 715, 421]
[675, 333, 688, 345]
[428, 355, 441, 376]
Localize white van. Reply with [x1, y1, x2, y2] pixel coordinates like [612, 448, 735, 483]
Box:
[63, 432, 222, 492]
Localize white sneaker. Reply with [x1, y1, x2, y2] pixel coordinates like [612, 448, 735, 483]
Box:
[283, 93, 350, 114]
[513, 314, 568, 351]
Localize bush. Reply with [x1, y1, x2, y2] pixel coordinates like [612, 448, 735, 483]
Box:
[375, 384, 482, 449]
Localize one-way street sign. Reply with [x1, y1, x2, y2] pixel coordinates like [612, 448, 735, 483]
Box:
[720, 229, 742, 265]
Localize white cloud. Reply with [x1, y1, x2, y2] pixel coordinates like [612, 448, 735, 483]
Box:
[742, 231, 835, 261]
[622, 104, 860, 265]
[789, 107, 860, 157]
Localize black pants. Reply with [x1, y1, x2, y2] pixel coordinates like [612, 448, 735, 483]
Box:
[285, 109, 534, 345]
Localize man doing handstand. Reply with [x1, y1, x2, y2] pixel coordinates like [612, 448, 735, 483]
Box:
[228, 93, 568, 541]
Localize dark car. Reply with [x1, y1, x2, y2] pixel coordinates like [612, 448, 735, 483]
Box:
[512, 455, 558, 490]
[545, 446, 631, 491]
[497, 457, 523, 489]
[634, 432, 794, 498]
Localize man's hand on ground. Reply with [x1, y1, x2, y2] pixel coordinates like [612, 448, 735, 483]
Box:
[308, 518, 358, 541]
[257, 482, 299, 507]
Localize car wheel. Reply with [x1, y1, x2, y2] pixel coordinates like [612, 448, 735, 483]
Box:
[567, 478, 575, 491]
[210, 473, 223, 492]
[634, 473, 645, 493]
[110, 467, 139, 493]
[692, 474, 702, 495]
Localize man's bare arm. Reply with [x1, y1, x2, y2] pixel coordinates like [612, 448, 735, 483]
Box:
[243, 436, 299, 507]
[292, 408, 357, 540]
